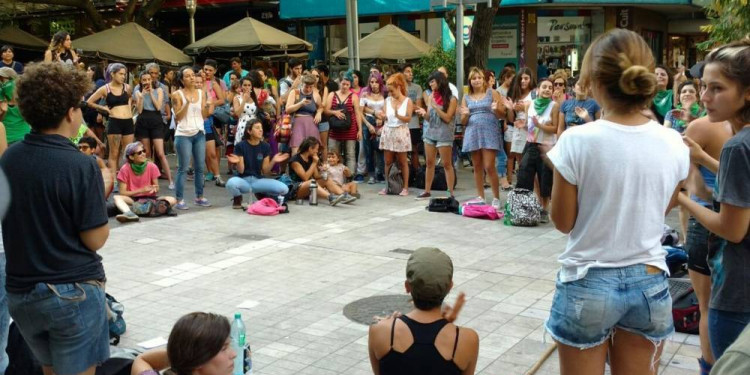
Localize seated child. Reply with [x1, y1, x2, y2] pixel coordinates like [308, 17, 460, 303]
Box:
[114, 142, 177, 222]
[324, 150, 360, 199]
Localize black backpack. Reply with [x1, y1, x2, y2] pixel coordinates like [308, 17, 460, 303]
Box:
[412, 165, 456, 191]
[386, 164, 403, 195]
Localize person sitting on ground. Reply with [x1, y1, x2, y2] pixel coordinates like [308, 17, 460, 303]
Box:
[113, 142, 177, 223]
[289, 136, 348, 206]
[78, 136, 114, 199]
[226, 119, 290, 209]
[132, 312, 240, 375]
[323, 149, 359, 200]
[368, 247, 479, 375]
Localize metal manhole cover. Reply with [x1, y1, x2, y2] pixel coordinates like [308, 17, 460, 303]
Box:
[389, 248, 414, 255]
[343, 295, 413, 325]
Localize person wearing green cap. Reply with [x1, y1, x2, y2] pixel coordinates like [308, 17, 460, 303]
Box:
[368, 247, 478, 375]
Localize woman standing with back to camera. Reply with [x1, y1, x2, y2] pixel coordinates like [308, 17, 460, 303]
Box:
[545, 29, 689, 374]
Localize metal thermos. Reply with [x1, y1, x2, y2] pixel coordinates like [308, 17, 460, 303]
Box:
[309, 180, 318, 205]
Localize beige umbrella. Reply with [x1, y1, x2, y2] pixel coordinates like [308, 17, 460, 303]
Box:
[73, 23, 192, 66]
[0, 26, 48, 50]
[332, 24, 431, 64]
[184, 17, 313, 55]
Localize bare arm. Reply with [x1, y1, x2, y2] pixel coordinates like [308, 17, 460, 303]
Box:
[285, 90, 302, 114]
[43, 50, 53, 62]
[86, 87, 110, 114]
[80, 224, 109, 252]
[151, 88, 163, 112]
[171, 91, 190, 122]
[0, 122, 6, 157]
[679, 194, 750, 243]
[550, 169, 578, 234]
[290, 160, 318, 181]
[434, 97, 457, 124]
[213, 81, 226, 106]
[201, 90, 214, 118]
[538, 103, 559, 134]
[135, 90, 144, 114]
[132, 348, 170, 374]
[459, 97, 469, 125]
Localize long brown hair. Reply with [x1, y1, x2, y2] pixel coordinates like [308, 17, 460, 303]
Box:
[704, 38, 750, 123]
[579, 28, 657, 111]
[508, 67, 536, 101]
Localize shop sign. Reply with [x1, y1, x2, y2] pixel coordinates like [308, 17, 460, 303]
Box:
[617, 7, 631, 29]
[489, 23, 517, 59]
[537, 17, 590, 40]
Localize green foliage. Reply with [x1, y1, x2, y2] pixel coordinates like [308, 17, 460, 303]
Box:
[698, 0, 750, 50]
[413, 43, 456, 88]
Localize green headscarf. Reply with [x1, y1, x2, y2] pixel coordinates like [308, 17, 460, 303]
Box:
[653, 90, 674, 117]
[534, 97, 552, 114]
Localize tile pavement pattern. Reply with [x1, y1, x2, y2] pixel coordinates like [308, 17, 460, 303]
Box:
[102, 166, 700, 374]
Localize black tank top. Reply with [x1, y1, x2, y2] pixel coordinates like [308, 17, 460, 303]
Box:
[105, 84, 130, 109]
[378, 316, 461, 375]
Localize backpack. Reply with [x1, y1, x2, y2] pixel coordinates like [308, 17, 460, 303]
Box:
[504, 188, 541, 226]
[427, 196, 460, 213]
[106, 293, 126, 345]
[131, 199, 175, 218]
[412, 165, 456, 191]
[247, 198, 286, 216]
[461, 204, 502, 220]
[669, 278, 700, 334]
[386, 164, 403, 195]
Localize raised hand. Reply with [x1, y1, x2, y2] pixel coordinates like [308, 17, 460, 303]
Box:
[272, 153, 289, 164]
[441, 292, 466, 323]
[574, 106, 589, 119]
[226, 154, 240, 164]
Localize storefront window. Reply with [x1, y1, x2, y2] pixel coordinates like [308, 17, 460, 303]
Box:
[537, 16, 591, 77]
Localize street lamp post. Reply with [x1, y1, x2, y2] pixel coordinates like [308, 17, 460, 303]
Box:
[185, 0, 197, 44]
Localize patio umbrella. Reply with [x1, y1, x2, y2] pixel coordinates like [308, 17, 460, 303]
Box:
[0, 26, 48, 50]
[73, 23, 192, 66]
[332, 24, 431, 64]
[184, 17, 312, 55]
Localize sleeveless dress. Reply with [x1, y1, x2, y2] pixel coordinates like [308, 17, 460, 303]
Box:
[379, 97, 412, 153]
[329, 92, 358, 141]
[462, 90, 501, 152]
[234, 95, 258, 146]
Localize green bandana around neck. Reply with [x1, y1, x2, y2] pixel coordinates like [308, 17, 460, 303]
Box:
[130, 161, 147, 176]
[653, 90, 673, 117]
[534, 97, 552, 114]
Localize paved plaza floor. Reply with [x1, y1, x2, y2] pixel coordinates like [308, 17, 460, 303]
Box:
[103, 161, 700, 375]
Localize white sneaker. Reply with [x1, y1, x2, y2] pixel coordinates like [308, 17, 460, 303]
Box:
[491, 198, 501, 211]
[466, 197, 485, 206]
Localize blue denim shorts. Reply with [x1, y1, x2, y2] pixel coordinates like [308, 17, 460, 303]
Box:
[545, 265, 674, 349]
[8, 282, 109, 375]
[318, 121, 330, 132]
[422, 137, 452, 148]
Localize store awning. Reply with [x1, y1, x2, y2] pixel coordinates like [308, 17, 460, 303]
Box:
[73, 23, 192, 66]
[0, 26, 48, 50]
[332, 24, 431, 64]
[183, 17, 313, 55]
[281, 0, 436, 20]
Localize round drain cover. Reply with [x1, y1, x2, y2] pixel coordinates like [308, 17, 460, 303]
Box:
[343, 294, 413, 325]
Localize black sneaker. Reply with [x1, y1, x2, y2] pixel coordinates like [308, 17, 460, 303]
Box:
[232, 196, 243, 209]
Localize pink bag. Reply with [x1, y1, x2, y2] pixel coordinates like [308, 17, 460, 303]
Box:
[461, 204, 502, 220]
[247, 198, 285, 216]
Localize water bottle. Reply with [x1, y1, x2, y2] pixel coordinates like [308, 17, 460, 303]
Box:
[309, 180, 318, 205]
[231, 313, 246, 375]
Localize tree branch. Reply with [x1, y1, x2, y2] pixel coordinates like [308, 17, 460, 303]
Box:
[22, 0, 108, 31]
[135, 0, 167, 26]
[122, 0, 139, 23]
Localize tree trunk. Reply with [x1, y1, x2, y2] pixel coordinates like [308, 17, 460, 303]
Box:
[134, 0, 167, 27]
[465, 1, 500, 72]
[23, 0, 108, 31]
[122, 0, 139, 24]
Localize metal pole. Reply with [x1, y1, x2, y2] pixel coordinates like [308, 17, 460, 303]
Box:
[456, 0, 464, 101]
[345, 0, 356, 69]
[352, 0, 360, 70]
[189, 16, 196, 44]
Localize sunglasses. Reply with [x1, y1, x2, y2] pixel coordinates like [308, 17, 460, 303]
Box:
[554, 82, 565, 87]
[132, 150, 146, 156]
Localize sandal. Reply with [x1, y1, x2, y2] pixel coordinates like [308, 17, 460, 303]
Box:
[399, 188, 409, 196]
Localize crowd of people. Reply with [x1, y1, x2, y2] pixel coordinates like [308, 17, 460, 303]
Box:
[0, 26, 748, 375]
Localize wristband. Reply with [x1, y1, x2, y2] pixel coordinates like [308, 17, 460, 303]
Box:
[139, 371, 159, 375]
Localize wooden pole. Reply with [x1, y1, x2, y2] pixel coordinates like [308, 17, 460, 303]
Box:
[525, 343, 558, 375]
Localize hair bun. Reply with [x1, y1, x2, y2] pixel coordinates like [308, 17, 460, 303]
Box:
[619, 65, 656, 96]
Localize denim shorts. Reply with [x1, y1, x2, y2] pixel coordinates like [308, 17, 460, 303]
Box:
[422, 136, 452, 148]
[318, 121, 330, 133]
[8, 282, 109, 375]
[545, 265, 674, 349]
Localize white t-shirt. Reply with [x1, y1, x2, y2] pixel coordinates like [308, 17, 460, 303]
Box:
[546, 119, 689, 282]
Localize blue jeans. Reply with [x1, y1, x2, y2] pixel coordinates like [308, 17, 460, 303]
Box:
[226, 176, 289, 198]
[546, 265, 673, 349]
[0, 253, 9, 374]
[496, 146, 508, 178]
[363, 121, 384, 176]
[709, 308, 750, 359]
[175, 133, 206, 201]
[8, 282, 109, 375]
